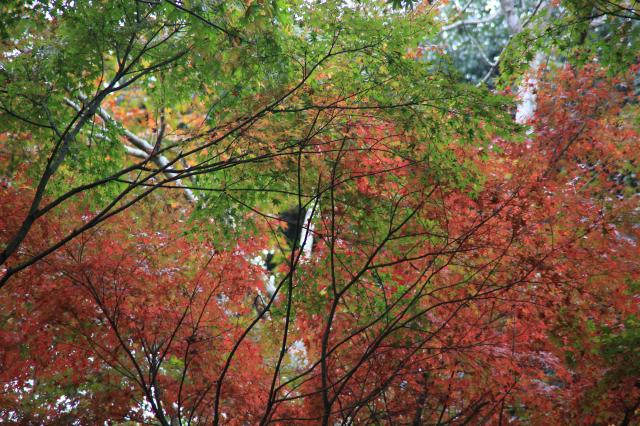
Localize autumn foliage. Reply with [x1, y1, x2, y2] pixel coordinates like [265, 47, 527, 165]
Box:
[1, 0, 640, 424]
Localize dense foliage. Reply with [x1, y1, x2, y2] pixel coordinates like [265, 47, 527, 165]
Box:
[1, 0, 638, 424]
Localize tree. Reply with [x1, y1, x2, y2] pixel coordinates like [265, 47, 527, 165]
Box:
[1, 0, 639, 424]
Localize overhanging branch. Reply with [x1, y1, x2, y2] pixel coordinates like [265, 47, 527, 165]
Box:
[64, 97, 197, 203]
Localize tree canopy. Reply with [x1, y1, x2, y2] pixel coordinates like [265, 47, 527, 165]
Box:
[0, 0, 639, 424]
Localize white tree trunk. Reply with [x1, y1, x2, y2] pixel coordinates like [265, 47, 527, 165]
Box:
[500, 0, 522, 35]
[499, 0, 549, 125]
[299, 199, 317, 260]
[515, 52, 545, 124]
[65, 97, 197, 202]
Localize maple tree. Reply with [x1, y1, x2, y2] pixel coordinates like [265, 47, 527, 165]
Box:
[1, 0, 639, 425]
